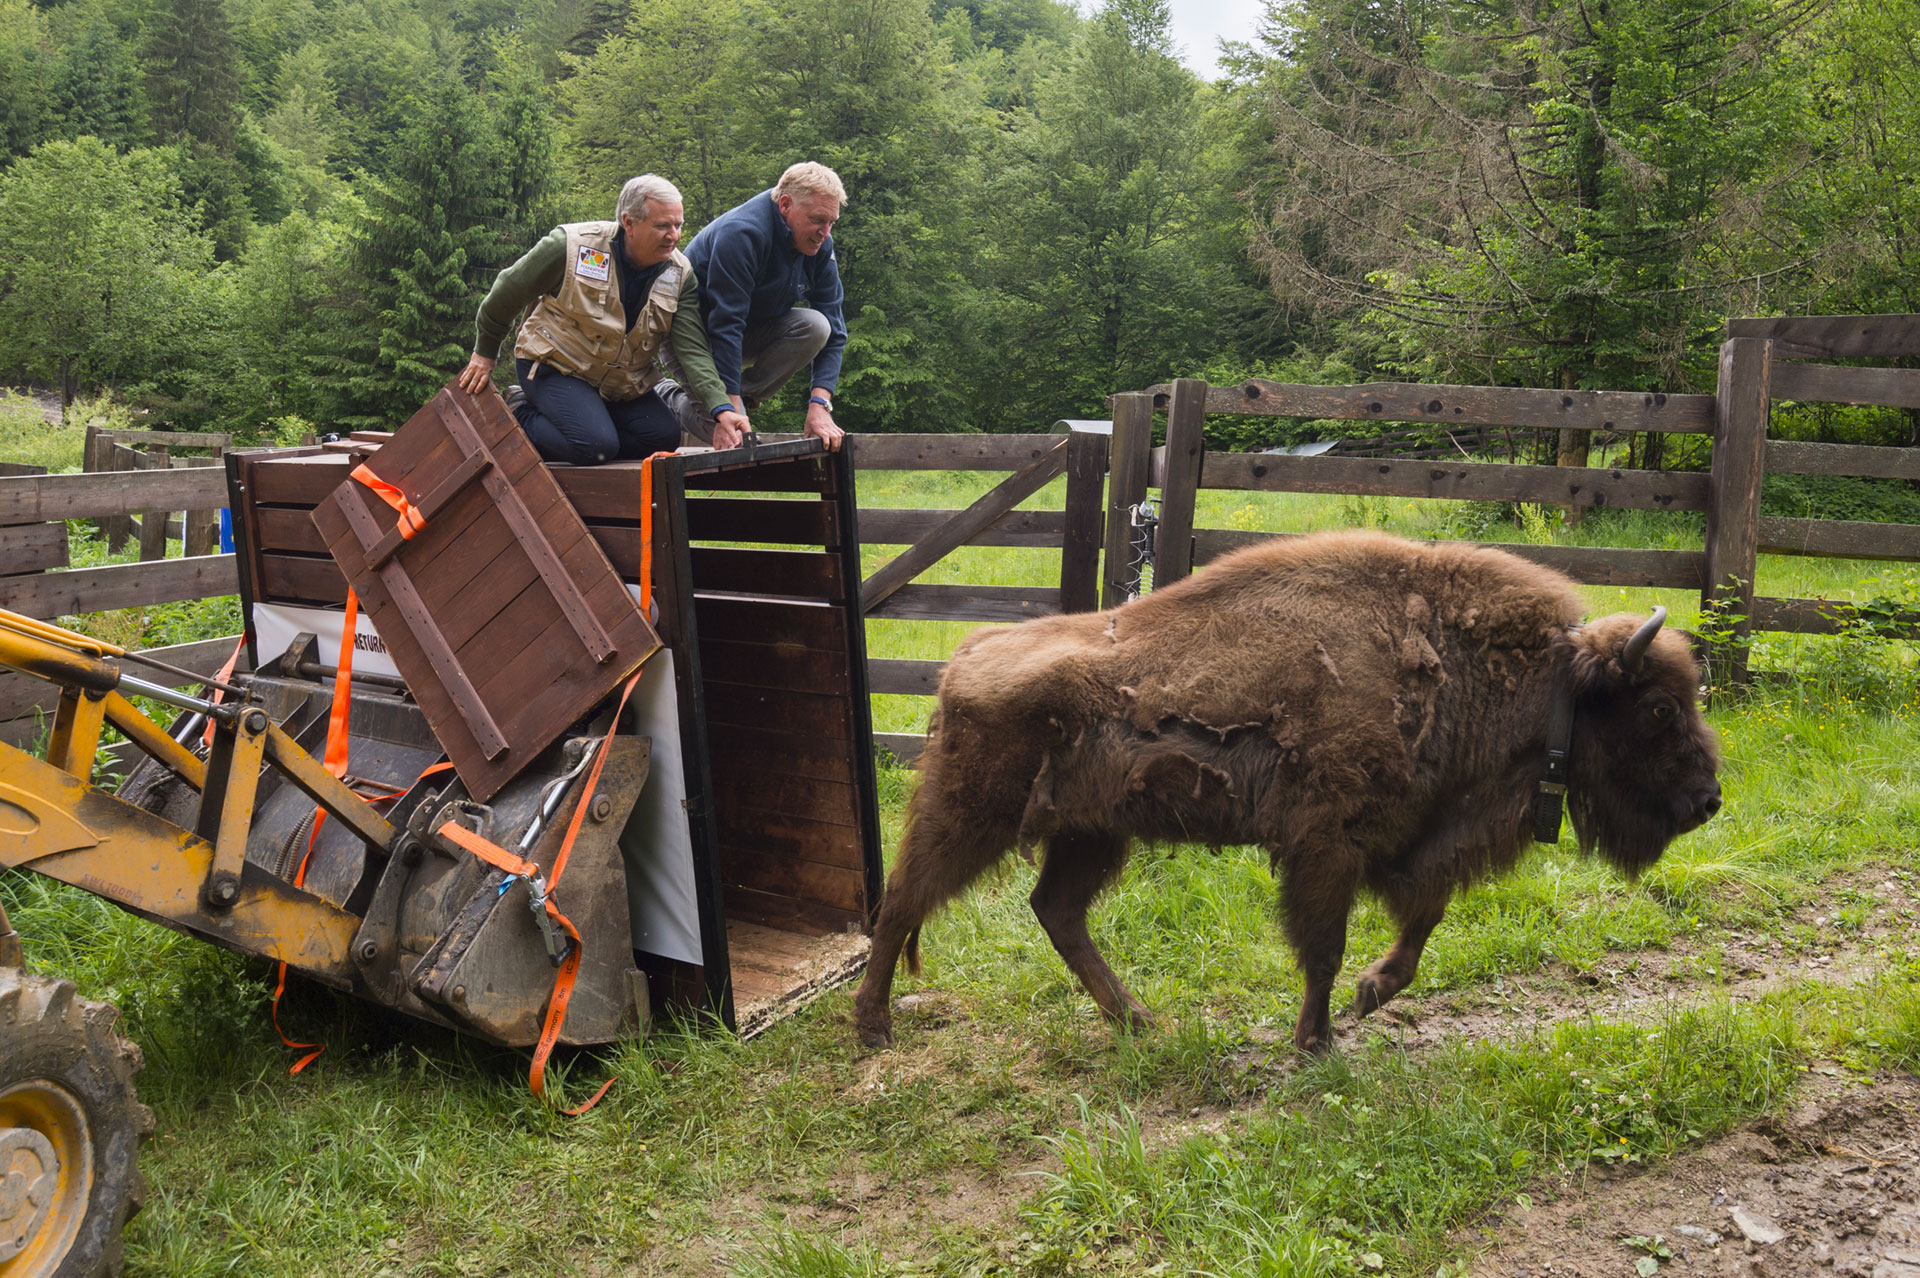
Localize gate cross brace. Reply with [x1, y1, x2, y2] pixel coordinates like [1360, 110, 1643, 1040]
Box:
[860, 436, 1071, 612]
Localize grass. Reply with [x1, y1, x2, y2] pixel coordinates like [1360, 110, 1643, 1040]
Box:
[1, 462, 1917, 1274]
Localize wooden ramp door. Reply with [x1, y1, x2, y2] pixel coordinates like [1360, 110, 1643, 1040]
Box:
[314, 382, 660, 802]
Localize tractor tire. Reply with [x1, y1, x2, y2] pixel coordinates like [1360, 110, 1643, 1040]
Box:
[0, 969, 151, 1277]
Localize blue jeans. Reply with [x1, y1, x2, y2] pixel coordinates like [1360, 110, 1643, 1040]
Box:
[512, 359, 687, 465]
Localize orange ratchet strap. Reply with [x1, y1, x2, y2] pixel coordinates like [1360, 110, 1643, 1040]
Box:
[351, 463, 426, 539]
[435, 661, 645, 1115]
[270, 586, 362, 1072]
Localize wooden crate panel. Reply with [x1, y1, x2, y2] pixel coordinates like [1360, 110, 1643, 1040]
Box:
[712, 770, 859, 828]
[715, 810, 863, 874]
[693, 595, 848, 652]
[696, 638, 851, 695]
[702, 682, 854, 740]
[718, 880, 865, 936]
[252, 506, 329, 555]
[718, 843, 865, 907]
[244, 454, 354, 506]
[685, 497, 837, 547]
[313, 383, 658, 802]
[258, 554, 349, 605]
[689, 547, 843, 600]
[712, 725, 858, 785]
[683, 456, 834, 494]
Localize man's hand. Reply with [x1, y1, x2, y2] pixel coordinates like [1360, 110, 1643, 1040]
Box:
[456, 353, 498, 397]
[712, 407, 752, 450]
[805, 396, 844, 452]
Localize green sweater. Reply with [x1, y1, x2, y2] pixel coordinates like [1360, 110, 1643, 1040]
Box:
[473, 227, 731, 415]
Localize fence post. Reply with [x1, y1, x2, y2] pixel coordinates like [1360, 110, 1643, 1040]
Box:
[179, 456, 222, 557]
[1703, 336, 1771, 689]
[1154, 378, 1207, 586]
[1101, 394, 1154, 608]
[1059, 423, 1109, 614]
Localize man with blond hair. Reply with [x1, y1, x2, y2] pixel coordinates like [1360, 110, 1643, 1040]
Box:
[683, 162, 847, 451]
[457, 174, 748, 463]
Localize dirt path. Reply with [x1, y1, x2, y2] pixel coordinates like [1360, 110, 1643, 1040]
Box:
[1466, 1072, 1920, 1277]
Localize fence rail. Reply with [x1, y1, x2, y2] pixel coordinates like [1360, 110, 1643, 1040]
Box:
[2, 314, 1915, 752]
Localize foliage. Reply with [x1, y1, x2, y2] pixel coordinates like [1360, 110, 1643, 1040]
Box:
[0, 138, 215, 405]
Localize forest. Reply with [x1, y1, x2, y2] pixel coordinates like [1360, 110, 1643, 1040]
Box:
[0, 0, 1914, 440]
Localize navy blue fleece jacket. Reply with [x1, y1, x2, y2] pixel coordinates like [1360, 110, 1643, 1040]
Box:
[685, 189, 847, 395]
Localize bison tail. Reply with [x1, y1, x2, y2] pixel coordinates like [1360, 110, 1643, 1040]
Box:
[905, 926, 923, 976]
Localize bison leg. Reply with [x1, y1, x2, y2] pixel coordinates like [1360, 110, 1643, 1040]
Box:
[1281, 873, 1357, 1055]
[853, 804, 1016, 1049]
[1348, 901, 1445, 1020]
[1030, 831, 1151, 1032]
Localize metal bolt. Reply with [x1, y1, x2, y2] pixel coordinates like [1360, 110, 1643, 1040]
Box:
[211, 880, 237, 903]
[356, 939, 379, 963]
[243, 709, 268, 733]
[590, 794, 613, 823]
[450, 985, 466, 1004]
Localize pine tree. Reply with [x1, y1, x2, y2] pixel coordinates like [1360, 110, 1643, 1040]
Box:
[145, 0, 243, 150]
[54, 19, 147, 150]
[325, 75, 511, 427]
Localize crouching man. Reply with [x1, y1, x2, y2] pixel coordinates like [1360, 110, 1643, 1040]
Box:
[683, 161, 847, 451]
[456, 174, 749, 462]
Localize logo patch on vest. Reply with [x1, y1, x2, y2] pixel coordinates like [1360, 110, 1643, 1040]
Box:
[576, 246, 612, 282]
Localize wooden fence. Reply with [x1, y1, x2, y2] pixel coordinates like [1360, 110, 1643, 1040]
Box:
[0, 311, 1913, 749]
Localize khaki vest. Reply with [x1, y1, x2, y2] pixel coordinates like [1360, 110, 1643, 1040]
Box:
[515, 222, 688, 401]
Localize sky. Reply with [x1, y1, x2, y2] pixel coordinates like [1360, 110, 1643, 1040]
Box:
[1165, 0, 1269, 79]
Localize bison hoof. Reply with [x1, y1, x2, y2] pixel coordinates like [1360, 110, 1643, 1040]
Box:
[855, 1018, 894, 1049]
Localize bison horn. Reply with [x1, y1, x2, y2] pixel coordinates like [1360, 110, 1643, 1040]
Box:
[1621, 606, 1666, 674]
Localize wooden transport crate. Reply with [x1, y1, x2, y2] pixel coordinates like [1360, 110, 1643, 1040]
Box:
[224, 435, 882, 1035]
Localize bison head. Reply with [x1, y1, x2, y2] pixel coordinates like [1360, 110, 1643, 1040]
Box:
[1563, 608, 1723, 876]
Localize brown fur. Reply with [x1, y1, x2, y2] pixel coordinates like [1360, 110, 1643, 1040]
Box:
[852, 531, 1722, 1052]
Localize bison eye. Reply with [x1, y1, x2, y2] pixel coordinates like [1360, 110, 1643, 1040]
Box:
[1649, 702, 1673, 722]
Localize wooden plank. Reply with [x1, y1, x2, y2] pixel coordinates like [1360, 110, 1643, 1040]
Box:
[718, 840, 867, 901]
[1134, 379, 1716, 434]
[873, 732, 925, 765]
[698, 639, 851, 695]
[718, 884, 864, 937]
[715, 725, 858, 784]
[693, 595, 847, 651]
[1103, 394, 1155, 608]
[690, 547, 843, 600]
[703, 683, 853, 740]
[1196, 453, 1710, 512]
[1726, 314, 1920, 360]
[1749, 595, 1920, 640]
[712, 771, 859, 829]
[256, 554, 348, 604]
[135, 447, 170, 563]
[866, 584, 1059, 622]
[860, 438, 1069, 610]
[0, 524, 68, 575]
[329, 478, 511, 759]
[867, 657, 943, 696]
[850, 434, 1069, 471]
[1155, 378, 1207, 585]
[87, 428, 231, 450]
[679, 458, 831, 494]
[0, 468, 230, 524]
[1770, 361, 1920, 410]
[1704, 337, 1772, 684]
[684, 497, 837, 546]
[435, 395, 615, 664]
[1189, 530, 1705, 589]
[1060, 427, 1107, 613]
[244, 454, 354, 506]
[1764, 440, 1920, 482]
[857, 508, 1065, 547]
[1756, 517, 1920, 562]
[0, 555, 236, 618]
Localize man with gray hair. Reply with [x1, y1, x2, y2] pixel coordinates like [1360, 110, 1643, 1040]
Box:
[683, 161, 848, 451]
[457, 174, 747, 463]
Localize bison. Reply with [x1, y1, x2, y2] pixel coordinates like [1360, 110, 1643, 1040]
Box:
[853, 530, 1722, 1053]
